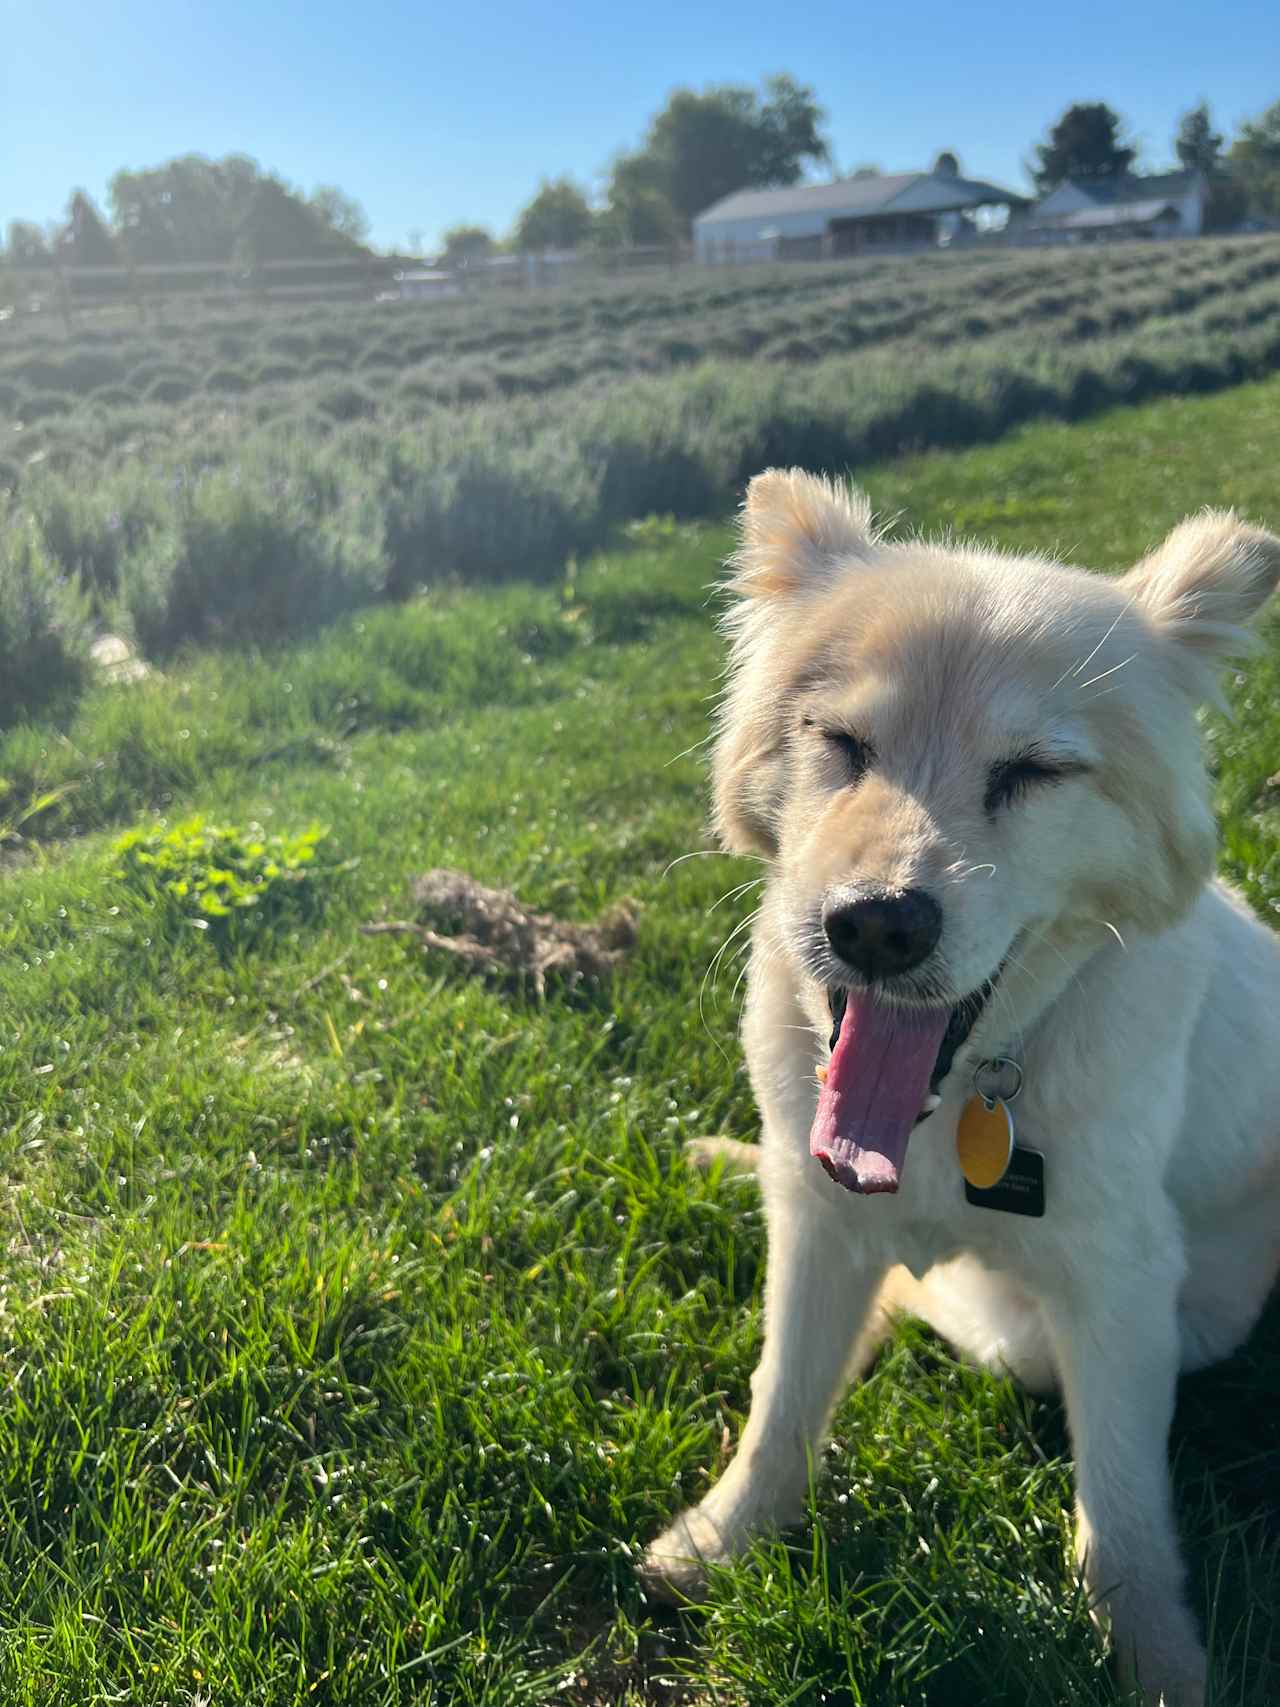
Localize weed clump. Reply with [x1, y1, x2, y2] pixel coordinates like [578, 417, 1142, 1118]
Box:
[114, 816, 333, 939]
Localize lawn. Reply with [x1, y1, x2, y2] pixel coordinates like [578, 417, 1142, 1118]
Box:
[0, 379, 1276, 1704]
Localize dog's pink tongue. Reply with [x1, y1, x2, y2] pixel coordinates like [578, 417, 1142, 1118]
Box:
[811, 995, 951, 1193]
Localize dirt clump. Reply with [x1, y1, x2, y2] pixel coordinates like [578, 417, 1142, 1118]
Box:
[362, 868, 637, 998]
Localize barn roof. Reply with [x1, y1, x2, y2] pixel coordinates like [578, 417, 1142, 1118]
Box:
[1057, 199, 1180, 229]
[1059, 170, 1203, 206]
[693, 170, 1022, 228]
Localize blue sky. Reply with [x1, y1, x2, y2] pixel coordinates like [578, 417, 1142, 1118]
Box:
[4, 0, 1278, 252]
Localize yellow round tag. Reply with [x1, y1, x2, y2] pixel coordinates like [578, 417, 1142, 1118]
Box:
[956, 1096, 1015, 1189]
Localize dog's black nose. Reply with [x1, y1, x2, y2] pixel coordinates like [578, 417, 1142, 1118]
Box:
[823, 890, 942, 982]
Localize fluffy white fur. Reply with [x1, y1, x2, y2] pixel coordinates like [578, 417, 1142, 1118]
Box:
[640, 471, 1280, 1707]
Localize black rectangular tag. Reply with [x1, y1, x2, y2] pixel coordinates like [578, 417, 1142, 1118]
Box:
[964, 1145, 1045, 1217]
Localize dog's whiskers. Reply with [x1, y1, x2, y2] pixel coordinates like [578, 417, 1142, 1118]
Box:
[947, 861, 997, 883]
[730, 953, 755, 1010]
[709, 877, 766, 914]
[664, 732, 717, 768]
[1074, 651, 1138, 694]
[699, 906, 764, 1059]
[1050, 595, 1137, 692]
[662, 847, 761, 878]
[1014, 925, 1092, 1010]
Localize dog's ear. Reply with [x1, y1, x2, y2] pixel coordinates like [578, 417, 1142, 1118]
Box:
[730, 469, 875, 600]
[715, 471, 876, 855]
[1121, 511, 1280, 672]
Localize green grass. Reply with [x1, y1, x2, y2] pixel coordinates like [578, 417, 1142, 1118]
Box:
[0, 382, 1276, 1703]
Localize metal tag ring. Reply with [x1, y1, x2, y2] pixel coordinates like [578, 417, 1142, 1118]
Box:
[972, 1056, 1024, 1106]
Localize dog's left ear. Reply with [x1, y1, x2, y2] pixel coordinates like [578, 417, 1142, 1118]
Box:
[1121, 511, 1280, 674]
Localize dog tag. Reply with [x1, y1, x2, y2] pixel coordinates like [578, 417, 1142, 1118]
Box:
[956, 1094, 1015, 1188]
[964, 1144, 1046, 1218]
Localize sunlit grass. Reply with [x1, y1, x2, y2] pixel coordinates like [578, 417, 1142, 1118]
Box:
[0, 386, 1274, 1701]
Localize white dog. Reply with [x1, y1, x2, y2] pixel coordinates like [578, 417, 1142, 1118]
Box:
[641, 471, 1280, 1707]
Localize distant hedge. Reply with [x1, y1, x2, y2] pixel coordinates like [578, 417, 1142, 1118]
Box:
[5, 238, 1280, 476]
[2, 293, 1280, 727]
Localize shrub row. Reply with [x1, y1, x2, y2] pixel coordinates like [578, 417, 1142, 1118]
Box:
[13, 259, 1280, 497]
[4, 239, 1276, 443]
[3, 300, 1280, 725]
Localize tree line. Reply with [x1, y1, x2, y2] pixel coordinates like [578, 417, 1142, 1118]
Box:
[449, 93, 1280, 263]
[5, 87, 1280, 275]
[3, 155, 371, 273]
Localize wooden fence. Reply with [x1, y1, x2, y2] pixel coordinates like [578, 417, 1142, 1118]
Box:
[0, 244, 701, 330]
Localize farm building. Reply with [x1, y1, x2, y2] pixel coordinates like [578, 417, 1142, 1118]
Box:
[1030, 171, 1208, 240]
[692, 164, 1024, 263]
[391, 268, 462, 300]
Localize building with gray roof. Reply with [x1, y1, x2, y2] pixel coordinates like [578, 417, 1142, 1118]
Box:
[1030, 172, 1208, 240]
[692, 163, 1024, 263]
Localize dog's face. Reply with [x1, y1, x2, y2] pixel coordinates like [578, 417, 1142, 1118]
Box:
[714, 472, 1280, 1190]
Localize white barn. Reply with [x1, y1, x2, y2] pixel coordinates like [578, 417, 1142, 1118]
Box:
[692, 167, 1023, 263]
[1030, 172, 1208, 240]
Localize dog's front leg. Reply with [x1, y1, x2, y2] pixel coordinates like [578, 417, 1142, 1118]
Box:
[641, 1173, 884, 1600]
[1040, 1239, 1206, 1707]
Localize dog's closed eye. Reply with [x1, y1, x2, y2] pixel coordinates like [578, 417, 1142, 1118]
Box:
[985, 751, 1087, 814]
[802, 716, 875, 784]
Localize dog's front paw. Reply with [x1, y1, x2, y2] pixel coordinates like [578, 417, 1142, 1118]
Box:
[639, 1503, 743, 1603]
[1132, 1666, 1206, 1707]
[1139, 1655, 1207, 1707]
[685, 1136, 761, 1176]
[1112, 1617, 1207, 1707]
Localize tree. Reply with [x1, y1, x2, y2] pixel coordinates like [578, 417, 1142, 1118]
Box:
[1174, 103, 1223, 174]
[1173, 102, 1245, 231]
[310, 185, 370, 244]
[1031, 103, 1136, 190]
[600, 152, 677, 246]
[513, 178, 594, 251]
[110, 154, 260, 263]
[1230, 100, 1280, 219]
[933, 150, 961, 178]
[234, 178, 360, 267]
[4, 220, 50, 267]
[597, 172, 682, 247]
[109, 153, 366, 264]
[606, 73, 829, 237]
[746, 74, 830, 190]
[55, 190, 117, 267]
[439, 225, 495, 268]
[1203, 176, 1249, 232]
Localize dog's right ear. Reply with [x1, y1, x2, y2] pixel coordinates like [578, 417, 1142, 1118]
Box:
[730, 469, 875, 600]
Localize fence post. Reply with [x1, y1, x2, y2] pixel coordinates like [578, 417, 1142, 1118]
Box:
[127, 258, 146, 324]
[54, 264, 74, 333]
